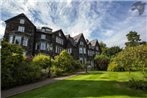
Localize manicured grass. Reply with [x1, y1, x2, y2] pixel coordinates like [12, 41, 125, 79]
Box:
[9, 71, 147, 98]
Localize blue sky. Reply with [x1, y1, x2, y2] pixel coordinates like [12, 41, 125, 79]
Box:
[0, 0, 147, 47]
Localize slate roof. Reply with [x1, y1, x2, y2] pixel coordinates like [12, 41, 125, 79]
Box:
[72, 33, 83, 43]
[65, 34, 75, 46]
[90, 40, 97, 46]
[5, 13, 35, 27]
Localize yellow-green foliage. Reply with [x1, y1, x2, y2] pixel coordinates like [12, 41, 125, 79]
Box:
[33, 54, 51, 69]
[108, 45, 147, 71]
[52, 50, 82, 75]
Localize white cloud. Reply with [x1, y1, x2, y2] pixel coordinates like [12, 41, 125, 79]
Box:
[0, 0, 146, 48]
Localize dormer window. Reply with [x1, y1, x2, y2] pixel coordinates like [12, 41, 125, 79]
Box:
[42, 29, 45, 32]
[20, 19, 25, 24]
[41, 34, 46, 39]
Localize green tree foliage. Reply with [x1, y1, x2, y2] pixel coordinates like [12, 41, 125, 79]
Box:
[52, 50, 82, 76]
[1, 41, 41, 89]
[105, 46, 122, 57]
[108, 45, 147, 72]
[99, 41, 107, 54]
[94, 54, 110, 70]
[125, 31, 141, 47]
[32, 54, 51, 69]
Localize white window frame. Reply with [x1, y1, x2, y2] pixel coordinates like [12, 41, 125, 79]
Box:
[79, 57, 83, 64]
[9, 35, 13, 44]
[79, 47, 83, 54]
[80, 41, 83, 45]
[18, 26, 25, 32]
[84, 48, 86, 54]
[20, 19, 25, 24]
[41, 34, 46, 39]
[23, 37, 28, 46]
[14, 36, 22, 45]
[42, 29, 45, 32]
[40, 42, 46, 50]
[59, 32, 61, 37]
[55, 46, 58, 53]
[56, 37, 63, 45]
[68, 48, 72, 54]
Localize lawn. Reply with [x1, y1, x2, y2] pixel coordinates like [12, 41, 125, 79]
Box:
[9, 71, 147, 98]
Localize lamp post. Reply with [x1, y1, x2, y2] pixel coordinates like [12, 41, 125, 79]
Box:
[48, 43, 53, 78]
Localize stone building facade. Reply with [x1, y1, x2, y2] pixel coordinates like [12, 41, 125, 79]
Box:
[4, 13, 101, 66]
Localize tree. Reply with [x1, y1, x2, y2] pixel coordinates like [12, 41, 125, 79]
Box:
[125, 31, 141, 47]
[99, 41, 107, 54]
[94, 54, 110, 70]
[108, 44, 147, 72]
[105, 46, 122, 57]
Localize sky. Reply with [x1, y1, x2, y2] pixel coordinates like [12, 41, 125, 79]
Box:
[0, 0, 147, 47]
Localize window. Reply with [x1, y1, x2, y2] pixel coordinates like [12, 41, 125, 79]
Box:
[41, 34, 46, 39]
[9, 35, 13, 44]
[20, 19, 25, 24]
[23, 37, 28, 46]
[18, 26, 25, 32]
[14, 36, 22, 45]
[96, 46, 99, 50]
[42, 29, 45, 32]
[84, 48, 86, 54]
[55, 46, 58, 53]
[79, 57, 83, 64]
[59, 32, 61, 37]
[40, 42, 46, 50]
[79, 47, 83, 54]
[56, 37, 63, 45]
[67, 48, 72, 54]
[80, 41, 83, 45]
[35, 43, 40, 50]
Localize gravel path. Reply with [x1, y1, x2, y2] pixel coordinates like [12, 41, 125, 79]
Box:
[1, 72, 84, 98]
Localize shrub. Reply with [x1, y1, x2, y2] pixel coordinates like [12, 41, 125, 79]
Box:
[1, 41, 42, 89]
[128, 78, 147, 90]
[33, 54, 51, 69]
[50, 65, 63, 77]
[108, 45, 147, 72]
[94, 54, 110, 70]
[53, 50, 82, 76]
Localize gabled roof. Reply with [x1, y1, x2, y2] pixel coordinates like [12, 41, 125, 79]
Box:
[72, 33, 83, 43]
[52, 29, 66, 39]
[90, 40, 98, 46]
[5, 13, 35, 27]
[66, 34, 75, 46]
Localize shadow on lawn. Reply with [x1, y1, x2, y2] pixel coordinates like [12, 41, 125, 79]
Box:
[8, 78, 147, 98]
[50, 80, 147, 98]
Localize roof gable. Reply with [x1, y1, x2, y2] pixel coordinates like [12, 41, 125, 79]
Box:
[53, 29, 66, 39]
[5, 13, 35, 27]
[73, 33, 87, 45]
